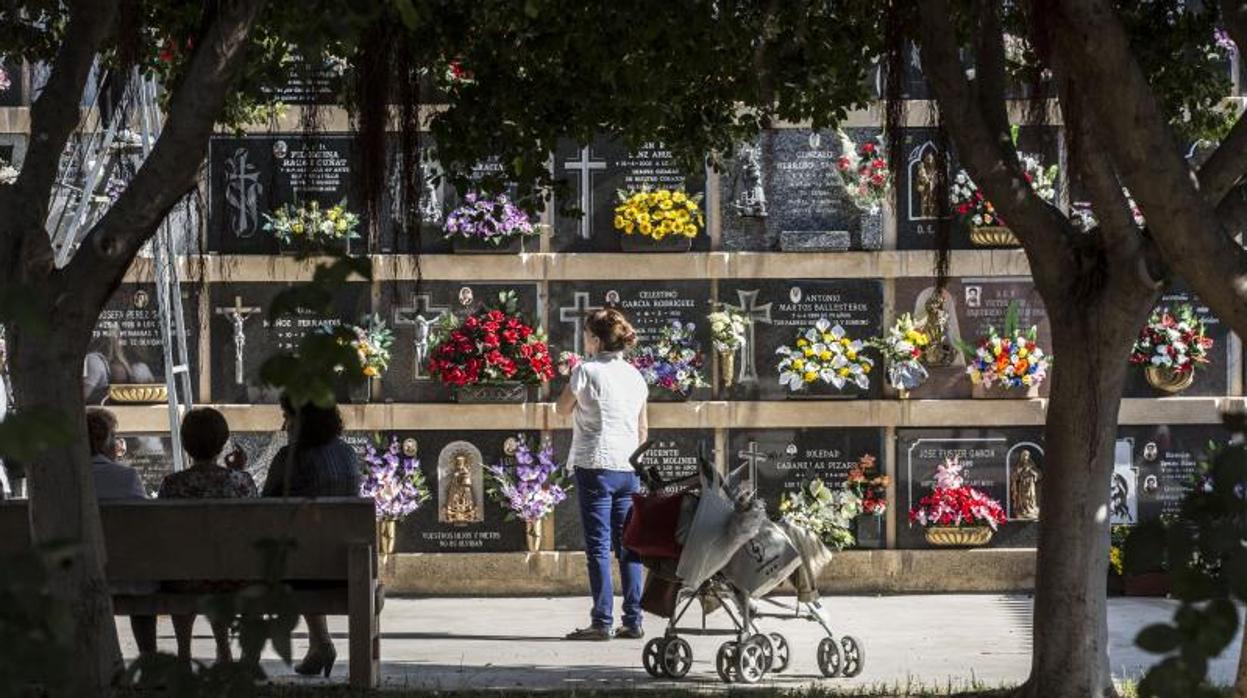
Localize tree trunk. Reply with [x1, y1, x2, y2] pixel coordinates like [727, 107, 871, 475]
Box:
[8, 310, 121, 696]
[1018, 290, 1154, 698]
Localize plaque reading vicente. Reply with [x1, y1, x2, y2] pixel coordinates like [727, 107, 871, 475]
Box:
[552, 135, 708, 252]
[718, 279, 884, 401]
[896, 428, 1044, 548]
[208, 282, 369, 404]
[729, 428, 887, 549]
[553, 429, 709, 551]
[207, 134, 359, 255]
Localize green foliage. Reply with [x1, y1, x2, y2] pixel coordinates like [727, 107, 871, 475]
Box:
[1133, 416, 1247, 697]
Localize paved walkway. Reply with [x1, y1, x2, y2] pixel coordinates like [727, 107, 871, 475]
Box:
[117, 595, 1241, 691]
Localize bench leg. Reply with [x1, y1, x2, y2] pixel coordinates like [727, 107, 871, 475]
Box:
[348, 543, 379, 689]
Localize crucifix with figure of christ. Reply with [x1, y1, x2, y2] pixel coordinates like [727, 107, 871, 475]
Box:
[393, 293, 450, 380]
[215, 296, 261, 385]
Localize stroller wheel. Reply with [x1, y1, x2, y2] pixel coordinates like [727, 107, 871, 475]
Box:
[767, 633, 791, 673]
[661, 637, 692, 679]
[734, 637, 768, 684]
[642, 638, 668, 678]
[749, 633, 775, 672]
[817, 636, 842, 678]
[715, 642, 738, 683]
[840, 635, 865, 678]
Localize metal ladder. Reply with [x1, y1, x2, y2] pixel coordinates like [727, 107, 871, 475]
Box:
[48, 65, 195, 470]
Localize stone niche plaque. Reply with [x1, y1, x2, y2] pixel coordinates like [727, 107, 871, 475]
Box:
[377, 281, 541, 403]
[207, 134, 361, 255]
[552, 135, 708, 253]
[86, 283, 200, 406]
[721, 128, 884, 252]
[895, 127, 1061, 250]
[552, 429, 709, 551]
[547, 281, 713, 401]
[730, 428, 887, 549]
[896, 427, 1044, 548]
[718, 279, 884, 401]
[1112, 424, 1225, 525]
[258, 54, 345, 105]
[894, 276, 1052, 399]
[1124, 286, 1230, 398]
[208, 281, 369, 404]
[349, 430, 531, 553]
[118, 434, 174, 496]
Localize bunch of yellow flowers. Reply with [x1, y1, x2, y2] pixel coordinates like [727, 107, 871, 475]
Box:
[613, 187, 705, 241]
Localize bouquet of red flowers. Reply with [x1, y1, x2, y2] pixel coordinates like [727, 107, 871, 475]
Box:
[1130, 304, 1213, 376]
[908, 456, 1007, 530]
[426, 291, 554, 387]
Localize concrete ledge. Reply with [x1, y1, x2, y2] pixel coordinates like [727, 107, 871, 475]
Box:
[380, 548, 1036, 596]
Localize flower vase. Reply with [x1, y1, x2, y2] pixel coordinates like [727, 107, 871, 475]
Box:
[377, 519, 397, 567]
[619, 234, 694, 253]
[719, 350, 736, 389]
[525, 520, 543, 552]
[924, 526, 994, 547]
[348, 379, 373, 404]
[1145, 366, 1195, 394]
[969, 225, 1020, 247]
[897, 388, 910, 400]
[971, 381, 1040, 399]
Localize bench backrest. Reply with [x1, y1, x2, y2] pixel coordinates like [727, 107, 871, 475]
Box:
[0, 498, 375, 581]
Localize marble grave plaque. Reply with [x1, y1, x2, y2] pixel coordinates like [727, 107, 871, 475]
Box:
[208, 281, 369, 404]
[896, 427, 1045, 548]
[1112, 425, 1226, 525]
[718, 279, 884, 401]
[86, 283, 200, 406]
[721, 128, 883, 252]
[1124, 286, 1230, 398]
[729, 428, 887, 549]
[552, 135, 708, 252]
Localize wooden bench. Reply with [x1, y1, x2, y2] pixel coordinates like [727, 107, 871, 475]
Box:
[0, 498, 381, 688]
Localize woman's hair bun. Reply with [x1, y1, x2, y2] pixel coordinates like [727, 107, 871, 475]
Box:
[585, 308, 637, 352]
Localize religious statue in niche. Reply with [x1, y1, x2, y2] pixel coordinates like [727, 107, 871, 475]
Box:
[439, 441, 484, 524]
[907, 141, 944, 222]
[729, 142, 768, 218]
[914, 290, 961, 367]
[1009, 449, 1041, 521]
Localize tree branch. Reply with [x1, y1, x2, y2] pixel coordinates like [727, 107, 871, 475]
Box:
[1052, 0, 1247, 335]
[1197, 105, 1247, 204]
[60, 0, 265, 306]
[916, 0, 1075, 294]
[5, 1, 116, 273]
[972, 0, 1011, 140]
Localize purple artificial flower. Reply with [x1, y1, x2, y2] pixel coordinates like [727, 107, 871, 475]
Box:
[443, 191, 536, 244]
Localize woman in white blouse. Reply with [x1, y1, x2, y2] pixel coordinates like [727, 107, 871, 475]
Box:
[556, 308, 649, 641]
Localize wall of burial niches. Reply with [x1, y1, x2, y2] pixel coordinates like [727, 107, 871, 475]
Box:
[5, 57, 1241, 553]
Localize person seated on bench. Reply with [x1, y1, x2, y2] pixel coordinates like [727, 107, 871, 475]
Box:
[157, 407, 258, 664]
[263, 394, 361, 678]
[86, 407, 157, 659]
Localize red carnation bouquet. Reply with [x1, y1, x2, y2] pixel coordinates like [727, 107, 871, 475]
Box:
[1129, 304, 1213, 376]
[908, 456, 1007, 530]
[426, 291, 554, 388]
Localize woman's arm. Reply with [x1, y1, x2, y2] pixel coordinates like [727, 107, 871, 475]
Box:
[555, 382, 577, 417]
[637, 402, 648, 445]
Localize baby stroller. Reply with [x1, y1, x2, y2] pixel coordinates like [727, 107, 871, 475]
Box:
[623, 440, 865, 684]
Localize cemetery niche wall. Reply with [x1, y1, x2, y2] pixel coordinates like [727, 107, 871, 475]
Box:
[35, 49, 1234, 590]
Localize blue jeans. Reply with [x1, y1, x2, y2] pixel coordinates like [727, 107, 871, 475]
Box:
[576, 468, 644, 629]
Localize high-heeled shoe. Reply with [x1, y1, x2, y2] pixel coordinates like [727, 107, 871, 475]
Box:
[293, 645, 337, 678]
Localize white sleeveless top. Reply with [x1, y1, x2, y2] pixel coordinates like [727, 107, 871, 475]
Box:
[568, 352, 648, 471]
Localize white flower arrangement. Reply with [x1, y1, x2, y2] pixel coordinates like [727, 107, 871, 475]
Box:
[707, 309, 748, 354]
[775, 319, 874, 392]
